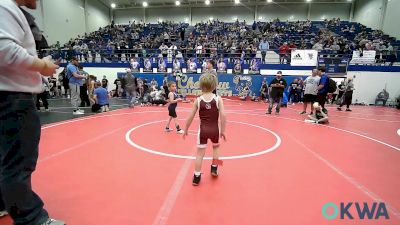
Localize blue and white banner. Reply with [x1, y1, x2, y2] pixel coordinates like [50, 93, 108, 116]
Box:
[217, 58, 228, 73]
[130, 58, 140, 72]
[249, 58, 261, 74]
[172, 58, 183, 72]
[233, 58, 243, 74]
[143, 58, 152, 72]
[157, 57, 167, 72]
[186, 57, 198, 72]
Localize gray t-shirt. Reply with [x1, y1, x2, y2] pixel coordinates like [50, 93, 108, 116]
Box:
[304, 76, 321, 95]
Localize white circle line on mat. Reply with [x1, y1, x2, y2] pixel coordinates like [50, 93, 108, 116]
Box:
[125, 120, 281, 160]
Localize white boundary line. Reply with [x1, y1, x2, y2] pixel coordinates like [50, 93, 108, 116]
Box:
[152, 159, 192, 225]
[228, 111, 400, 152]
[288, 132, 400, 219]
[38, 123, 135, 163]
[41, 109, 400, 153]
[125, 120, 282, 160]
[285, 107, 400, 123]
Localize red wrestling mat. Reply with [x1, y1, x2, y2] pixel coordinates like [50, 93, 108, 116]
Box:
[1, 101, 399, 225]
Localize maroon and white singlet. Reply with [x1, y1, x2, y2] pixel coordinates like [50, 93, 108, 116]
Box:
[197, 94, 220, 148]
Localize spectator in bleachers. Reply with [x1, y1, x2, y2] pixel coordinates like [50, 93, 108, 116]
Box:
[259, 38, 269, 63]
[279, 42, 290, 64]
[41, 18, 399, 66]
[159, 43, 168, 57]
[312, 40, 324, 51]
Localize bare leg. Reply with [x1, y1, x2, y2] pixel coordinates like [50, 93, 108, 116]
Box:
[195, 148, 206, 173]
[212, 145, 220, 163]
[302, 102, 307, 112]
[166, 116, 172, 128]
[173, 117, 180, 128]
[308, 115, 318, 122]
[318, 117, 329, 123]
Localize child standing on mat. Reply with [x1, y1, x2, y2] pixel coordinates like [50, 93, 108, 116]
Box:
[165, 81, 184, 134]
[183, 73, 227, 186]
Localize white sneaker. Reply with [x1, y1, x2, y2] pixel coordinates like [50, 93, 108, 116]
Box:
[40, 218, 65, 225]
[73, 110, 84, 115]
[177, 129, 184, 134]
[45, 108, 50, 112]
[0, 210, 8, 217]
[165, 128, 173, 132]
[77, 109, 84, 113]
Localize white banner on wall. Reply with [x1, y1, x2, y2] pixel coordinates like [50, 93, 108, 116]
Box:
[290, 50, 318, 66]
[350, 50, 376, 64]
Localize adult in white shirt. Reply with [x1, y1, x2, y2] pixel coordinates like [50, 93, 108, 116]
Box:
[312, 41, 323, 51]
[159, 43, 168, 57]
[196, 44, 203, 57]
[169, 44, 177, 56]
[300, 69, 321, 114]
[0, 0, 64, 224]
[173, 59, 181, 72]
[130, 58, 139, 71]
[81, 42, 89, 62]
[330, 42, 340, 52]
[189, 59, 197, 71]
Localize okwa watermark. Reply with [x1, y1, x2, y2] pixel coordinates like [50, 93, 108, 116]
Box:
[322, 202, 390, 220]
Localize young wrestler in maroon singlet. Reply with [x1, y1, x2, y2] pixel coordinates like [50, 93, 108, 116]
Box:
[183, 73, 227, 186]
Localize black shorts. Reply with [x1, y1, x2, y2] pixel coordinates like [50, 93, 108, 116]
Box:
[304, 94, 317, 103]
[168, 105, 177, 118]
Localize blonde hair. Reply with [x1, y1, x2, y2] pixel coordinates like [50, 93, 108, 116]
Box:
[199, 72, 218, 92]
[167, 81, 176, 88]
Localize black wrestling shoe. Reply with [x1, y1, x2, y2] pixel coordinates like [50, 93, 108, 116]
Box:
[211, 165, 218, 177]
[192, 174, 201, 186]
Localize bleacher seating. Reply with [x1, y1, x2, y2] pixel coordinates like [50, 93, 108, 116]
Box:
[42, 19, 399, 65]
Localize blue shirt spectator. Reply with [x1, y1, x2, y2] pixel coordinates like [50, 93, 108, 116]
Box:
[318, 73, 329, 94]
[67, 63, 83, 86]
[259, 40, 270, 51]
[94, 86, 109, 105]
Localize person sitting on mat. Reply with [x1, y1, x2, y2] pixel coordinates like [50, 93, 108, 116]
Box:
[165, 81, 184, 133]
[251, 93, 260, 102]
[93, 81, 110, 113]
[307, 102, 329, 124]
[183, 72, 227, 186]
[375, 89, 389, 106]
[150, 88, 168, 106]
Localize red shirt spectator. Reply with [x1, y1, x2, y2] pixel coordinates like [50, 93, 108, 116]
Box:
[289, 43, 297, 50]
[279, 43, 290, 55]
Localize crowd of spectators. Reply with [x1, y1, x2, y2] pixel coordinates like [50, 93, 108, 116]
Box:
[44, 18, 398, 65]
